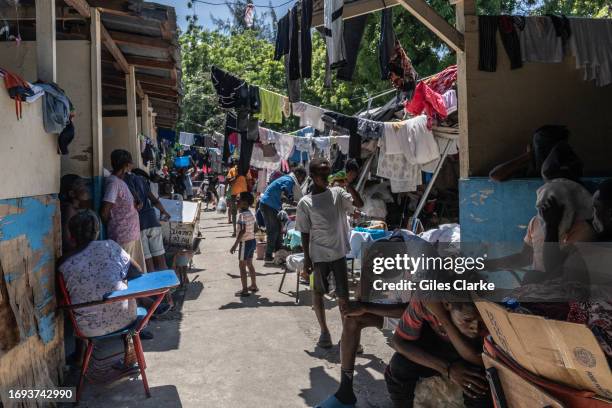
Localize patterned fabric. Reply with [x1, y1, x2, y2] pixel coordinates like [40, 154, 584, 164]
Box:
[237, 209, 256, 241]
[103, 175, 141, 245]
[424, 65, 457, 95]
[59, 240, 137, 338]
[388, 40, 418, 92]
[396, 299, 447, 341]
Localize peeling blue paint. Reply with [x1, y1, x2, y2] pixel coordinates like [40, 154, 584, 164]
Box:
[38, 313, 56, 344]
[0, 195, 59, 344]
[460, 177, 605, 246]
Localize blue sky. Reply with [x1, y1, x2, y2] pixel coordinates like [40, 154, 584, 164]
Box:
[156, 0, 291, 31]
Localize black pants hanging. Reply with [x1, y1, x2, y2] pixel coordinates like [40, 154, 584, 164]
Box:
[379, 8, 396, 80]
[238, 131, 254, 176]
[301, 0, 313, 78]
[337, 15, 368, 81]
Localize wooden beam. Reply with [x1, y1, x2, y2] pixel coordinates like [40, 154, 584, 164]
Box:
[64, 0, 91, 18]
[126, 56, 175, 70]
[100, 23, 129, 73]
[108, 30, 171, 50]
[126, 65, 140, 166]
[90, 7, 104, 193]
[36, 0, 57, 82]
[396, 0, 464, 52]
[102, 72, 176, 89]
[312, 0, 399, 27]
[141, 83, 178, 98]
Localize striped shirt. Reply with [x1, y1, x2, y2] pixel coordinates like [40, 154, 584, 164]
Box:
[396, 299, 448, 341]
[237, 209, 256, 242]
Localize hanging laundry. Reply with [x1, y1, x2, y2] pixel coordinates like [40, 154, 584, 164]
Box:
[244, 4, 255, 28]
[288, 5, 301, 81]
[322, 111, 360, 160]
[257, 88, 284, 124]
[313, 136, 332, 159]
[238, 132, 254, 176]
[519, 16, 564, 63]
[282, 96, 292, 118]
[285, 54, 301, 103]
[294, 135, 314, 155]
[547, 14, 571, 43]
[276, 133, 295, 161]
[424, 65, 457, 94]
[179, 131, 196, 146]
[301, 0, 313, 78]
[357, 117, 385, 140]
[569, 18, 612, 87]
[388, 40, 418, 93]
[259, 127, 280, 145]
[442, 90, 457, 114]
[1, 68, 34, 119]
[35, 82, 73, 134]
[223, 112, 238, 163]
[251, 144, 281, 170]
[324, 0, 346, 69]
[376, 129, 421, 193]
[337, 15, 368, 81]
[478, 15, 498, 72]
[379, 8, 396, 81]
[211, 65, 246, 108]
[498, 15, 523, 70]
[274, 13, 290, 61]
[405, 82, 448, 129]
[331, 135, 350, 155]
[292, 102, 326, 131]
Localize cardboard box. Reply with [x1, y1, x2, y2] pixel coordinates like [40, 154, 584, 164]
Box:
[483, 353, 565, 408]
[160, 198, 201, 248]
[476, 300, 612, 399]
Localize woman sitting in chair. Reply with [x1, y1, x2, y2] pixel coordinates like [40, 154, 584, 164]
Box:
[59, 210, 141, 337]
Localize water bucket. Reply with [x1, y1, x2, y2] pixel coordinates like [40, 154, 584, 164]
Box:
[256, 241, 266, 260]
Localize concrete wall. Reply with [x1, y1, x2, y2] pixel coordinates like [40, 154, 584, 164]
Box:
[0, 89, 60, 200]
[102, 115, 143, 171]
[0, 41, 93, 178]
[461, 20, 612, 177]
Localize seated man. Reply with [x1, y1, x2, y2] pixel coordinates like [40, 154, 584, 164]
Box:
[385, 297, 491, 408]
[58, 210, 140, 338]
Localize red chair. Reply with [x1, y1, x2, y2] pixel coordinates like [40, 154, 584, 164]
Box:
[57, 270, 179, 402]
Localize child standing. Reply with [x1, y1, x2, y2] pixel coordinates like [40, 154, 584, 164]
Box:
[230, 192, 259, 297]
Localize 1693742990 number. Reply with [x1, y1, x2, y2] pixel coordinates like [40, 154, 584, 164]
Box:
[4, 387, 76, 402]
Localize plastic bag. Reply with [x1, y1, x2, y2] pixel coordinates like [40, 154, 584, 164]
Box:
[217, 197, 227, 213]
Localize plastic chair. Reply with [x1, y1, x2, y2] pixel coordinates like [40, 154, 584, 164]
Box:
[57, 270, 179, 402]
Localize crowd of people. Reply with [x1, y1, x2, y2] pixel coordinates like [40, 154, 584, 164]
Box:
[55, 128, 612, 407]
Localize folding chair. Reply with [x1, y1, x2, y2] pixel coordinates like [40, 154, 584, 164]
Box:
[57, 270, 179, 402]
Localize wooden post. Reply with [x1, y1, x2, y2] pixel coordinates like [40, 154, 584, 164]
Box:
[35, 0, 56, 82]
[455, 0, 476, 178]
[141, 94, 151, 137]
[126, 65, 140, 166]
[90, 7, 104, 210]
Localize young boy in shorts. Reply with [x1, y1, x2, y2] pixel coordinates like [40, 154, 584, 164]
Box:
[230, 192, 258, 297]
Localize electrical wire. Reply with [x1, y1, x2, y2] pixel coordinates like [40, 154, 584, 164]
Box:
[191, 0, 294, 9]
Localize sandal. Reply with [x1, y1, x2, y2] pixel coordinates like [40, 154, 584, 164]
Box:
[248, 286, 259, 293]
[317, 332, 333, 349]
[235, 289, 250, 297]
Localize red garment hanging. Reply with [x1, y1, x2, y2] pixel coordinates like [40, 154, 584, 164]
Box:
[405, 81, 448, 129]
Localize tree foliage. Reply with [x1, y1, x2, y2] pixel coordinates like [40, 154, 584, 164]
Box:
[178, 0, 611, 135]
